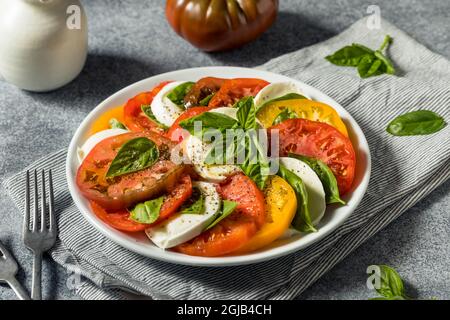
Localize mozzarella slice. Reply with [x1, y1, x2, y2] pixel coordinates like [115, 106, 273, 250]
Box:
[184, 135, 240, 183]
[146, 181, 221, 249]
[150, 81, 187, 127]
[77, 128, 128, 164]
[254, 82, 310, 109]
[280, 157, 326, 226]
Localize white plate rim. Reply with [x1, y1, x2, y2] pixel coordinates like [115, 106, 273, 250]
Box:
[66, 66, 371, 267]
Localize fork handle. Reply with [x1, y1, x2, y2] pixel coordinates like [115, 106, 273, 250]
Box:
[31, 251, 42, 300]
[6, 277, 31, 300]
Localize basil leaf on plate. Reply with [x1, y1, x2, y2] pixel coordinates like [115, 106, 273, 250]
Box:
[129, 196, 164, 224]
[109, 118, 127, 130]
[180, 187, 205, 215]
[272, 109, 298, 125]
[236, 96, 257, 130]
[141, 104, 169, 130]
[373, 265, 408, 299]
[205, 200, 238, 230]
[179, 112, 238, 136]
[387, 110, 446, 136]
[106, 137, 159, 178]
[167, 82, 195, 106]
[278, 165, 316, 233]
[199, 93, 214, 106]
[325, 44, 374, 66]
[289, 153, 345, 205]
[257, 93, 307, 112]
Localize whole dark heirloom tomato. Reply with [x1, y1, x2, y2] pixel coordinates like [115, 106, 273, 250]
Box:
[166, 0, 279, 52]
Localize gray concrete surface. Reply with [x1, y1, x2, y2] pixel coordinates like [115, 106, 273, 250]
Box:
[0, 0, 449, 300]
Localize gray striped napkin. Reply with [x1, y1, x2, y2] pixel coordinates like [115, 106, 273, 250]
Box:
[3, 17, 450, 300]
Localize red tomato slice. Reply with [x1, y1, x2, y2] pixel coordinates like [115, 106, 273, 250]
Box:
[183, 77, 226, 108]
[90, 201, 148, 232]
[123, 81, 171, 133]
[166, 106, 212, 142]
[159, 174, 192, 220]
[208, 78, 269, 108]
[269, 119, 356, 195]
[89, 174, 192, 233]
[76, 131, 185, 211]
[174, 174, 266, 257]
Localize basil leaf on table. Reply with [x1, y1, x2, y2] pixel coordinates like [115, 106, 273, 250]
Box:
[236, 96, 257, 130]
[371, 265, 408, 299]
[106, 137, 159, 178]
[129, 196, 164, 224]
[205, 200, 238, 230]
[387, 110, 446, 136]
[141, 104, 169, 130]
[289, 153, 345, 205]
[325, 44, 374, 66]
[278, 164, 316, 233]
[180, 187, 205, 215]
[272, 109, 298, 125]
[326, 35, 395, 78]
[179, 112, 238, 136]
[199, 93, 214, 106]
[109, 118, 127, 130]
[167, 82, 195, 106]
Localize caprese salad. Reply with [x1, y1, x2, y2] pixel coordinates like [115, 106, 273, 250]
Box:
[76, 77, 356, 257]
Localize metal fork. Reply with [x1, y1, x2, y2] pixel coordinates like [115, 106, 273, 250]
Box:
[23, 170, 57, 300]
[0, 241, 31, 300]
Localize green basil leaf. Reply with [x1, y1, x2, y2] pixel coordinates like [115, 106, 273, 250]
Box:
[272, 109, 298, 125]
[289, 153, 345, 205]
[106, 137, 159, 178]
[109, 118, 127, 130]
[375, 265, 406, 298]
[325, 44, 374, 66]
[369, 296, 406, 301]
[205, 200, 238, 230]
[236, 96, 257, 130]
[129, 196, 164, 224]
[387, 110, 446, 136]
[199, 93, 214, 106]
[179, 112, 238, 136]
[278, 165, 316, 233]
[257, 93, 307, 111]
[141, 104, 169, 130]
[357, 54, 385, 78]
[167, 82, 194, 106]
[180, 187, 205, 215]
[374, 51, 395, 75]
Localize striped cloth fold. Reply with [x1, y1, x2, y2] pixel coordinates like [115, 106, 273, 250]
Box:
[3, 17, 450, 300]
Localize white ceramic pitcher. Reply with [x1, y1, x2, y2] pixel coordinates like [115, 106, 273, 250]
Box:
[0, 0, 88, 92]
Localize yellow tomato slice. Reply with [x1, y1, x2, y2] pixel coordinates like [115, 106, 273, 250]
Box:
[234, 176, 297, 254]
[256, 99, 349, 136]
[89, 105, 125, 135]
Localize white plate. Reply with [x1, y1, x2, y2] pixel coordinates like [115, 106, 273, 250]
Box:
[66, 67, 371, 267]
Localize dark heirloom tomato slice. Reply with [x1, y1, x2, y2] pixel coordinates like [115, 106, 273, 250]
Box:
[89, 174, 193, 233]
[174, 174, 266, 257]
[183, 77, 226, 108]
[208, 78, 269, 107]
[166, 106, 212, 142]
[123, 81, 171, 133]
[269, 118, 356, 195]
[76, 131, 186, 211]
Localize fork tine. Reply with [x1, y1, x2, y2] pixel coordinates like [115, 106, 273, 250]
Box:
[33, 170, 39, 232]
[0, 241, 10, 259]
[40, 170, 46, 232]
[48, 169, 55, 232]
[23, 170, 31, 233]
